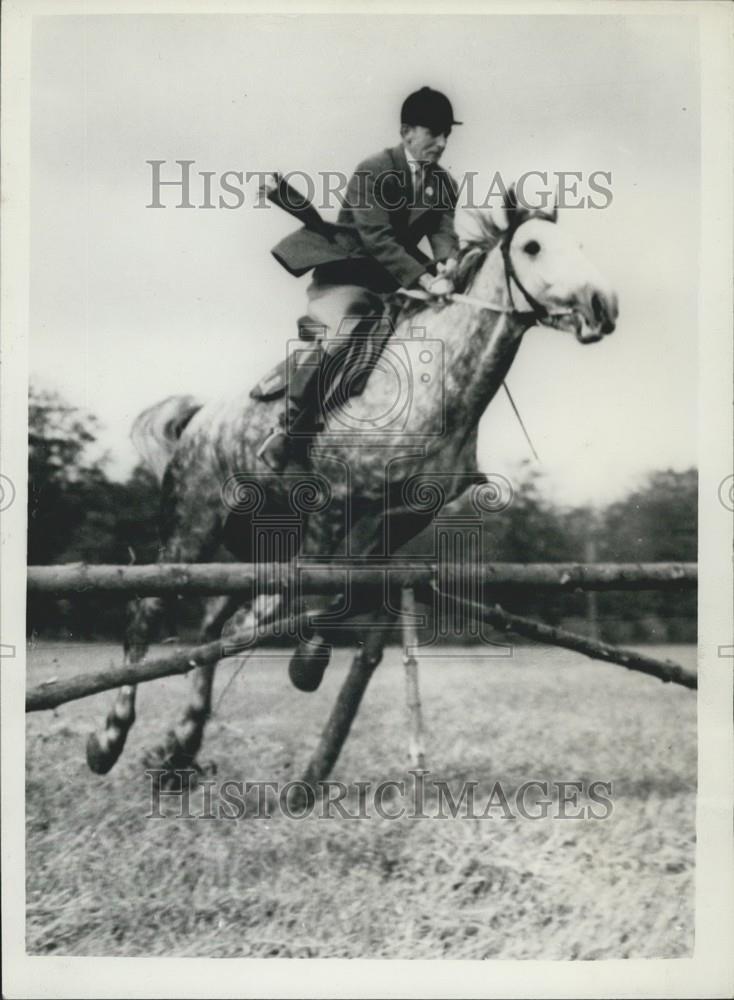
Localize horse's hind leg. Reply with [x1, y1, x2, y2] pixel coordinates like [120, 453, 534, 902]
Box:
[86, 595, 167, 774]
[142, 591, 282, 779]
[141, 594, 241, 774]
[301, 619, 390, 789]
[87, 461, 225, 775]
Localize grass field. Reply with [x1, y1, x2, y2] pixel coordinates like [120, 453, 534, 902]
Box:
[26, 640, 696, 959]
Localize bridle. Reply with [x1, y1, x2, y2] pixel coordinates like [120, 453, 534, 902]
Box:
[400, 213, 574, 328]
[500, 219, 552, 323]
[396, 213, 570, 463]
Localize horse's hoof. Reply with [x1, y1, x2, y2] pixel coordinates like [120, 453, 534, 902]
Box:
[142, 733, 192, 779]
[288, 637, 331, 692]
[142, 757, 203, 790]
[86, 733, 116, 775]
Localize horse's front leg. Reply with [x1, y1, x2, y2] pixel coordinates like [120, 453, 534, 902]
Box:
[300, 615, 392, 788]
[289, 625, 333, 692]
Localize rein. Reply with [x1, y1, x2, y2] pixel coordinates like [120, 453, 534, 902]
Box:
[397, 222, 573, 327]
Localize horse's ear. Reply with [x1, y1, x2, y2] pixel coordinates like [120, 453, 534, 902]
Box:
[503, 183, 532, 231]
[502, 184, 519, 229]
[504, 183, 519, 216]
[488, 181, 518, 233]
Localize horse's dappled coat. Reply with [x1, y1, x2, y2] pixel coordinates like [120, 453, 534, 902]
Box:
[86, 200, 617, 777]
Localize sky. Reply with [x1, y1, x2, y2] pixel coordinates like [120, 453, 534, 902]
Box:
[30, 13, 699, 506]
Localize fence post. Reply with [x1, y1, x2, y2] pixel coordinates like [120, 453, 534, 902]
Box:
[401, 586, 426, 770]
[299, 628, 387, 790]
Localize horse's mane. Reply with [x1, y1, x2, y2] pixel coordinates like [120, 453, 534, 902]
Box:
[453, 205, 506, 290]
[453, 244, 489, 294]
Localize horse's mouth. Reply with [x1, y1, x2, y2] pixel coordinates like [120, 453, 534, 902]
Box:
[574, 316, 605, 345]
[553, 309, 608, 344]
[543, 292, 616, 343]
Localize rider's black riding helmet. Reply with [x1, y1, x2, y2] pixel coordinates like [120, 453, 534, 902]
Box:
[400, 87, 462, 137]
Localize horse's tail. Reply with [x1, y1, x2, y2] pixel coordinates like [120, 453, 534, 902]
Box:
[131, 394, 203, 482]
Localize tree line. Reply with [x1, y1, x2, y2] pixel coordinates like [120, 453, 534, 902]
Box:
[27, 386, 696, 643]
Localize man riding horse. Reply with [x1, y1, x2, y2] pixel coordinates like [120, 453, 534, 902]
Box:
[257, 86, 463, 470]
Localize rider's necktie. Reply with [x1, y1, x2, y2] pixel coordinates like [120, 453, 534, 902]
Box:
[413, 163, 434, 204]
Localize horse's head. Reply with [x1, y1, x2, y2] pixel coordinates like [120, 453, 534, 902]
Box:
[455, 187, 618, 344]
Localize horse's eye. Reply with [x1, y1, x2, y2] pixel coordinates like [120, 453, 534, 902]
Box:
[524, 240, 541, 256]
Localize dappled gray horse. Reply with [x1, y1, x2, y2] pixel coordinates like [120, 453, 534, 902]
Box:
[87, 191, 617, 776]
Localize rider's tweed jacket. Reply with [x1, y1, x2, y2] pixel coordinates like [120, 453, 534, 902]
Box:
[270, 144, 459, 293]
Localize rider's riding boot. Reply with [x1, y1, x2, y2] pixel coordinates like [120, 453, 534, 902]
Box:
[257, 343, 323, 471]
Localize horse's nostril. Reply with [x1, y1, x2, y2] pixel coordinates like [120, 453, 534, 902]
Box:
[591, 292, 605, 322]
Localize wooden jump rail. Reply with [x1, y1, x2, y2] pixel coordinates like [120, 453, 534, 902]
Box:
[26, 561, 697, 708]
[26, 560, 697, 782]
[27, 561, 697, 597]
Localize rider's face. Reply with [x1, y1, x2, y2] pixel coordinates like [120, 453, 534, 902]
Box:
[401, 124, 450, 164]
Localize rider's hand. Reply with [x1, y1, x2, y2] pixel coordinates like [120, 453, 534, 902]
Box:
[430, 276, 454, 298]
[437, 257, 458, 278]
[418, 273, 454, 300]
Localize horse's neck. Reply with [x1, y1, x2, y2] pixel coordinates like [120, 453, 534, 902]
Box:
[434, 247, 529, 434]
[317, 247, 529, 457]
